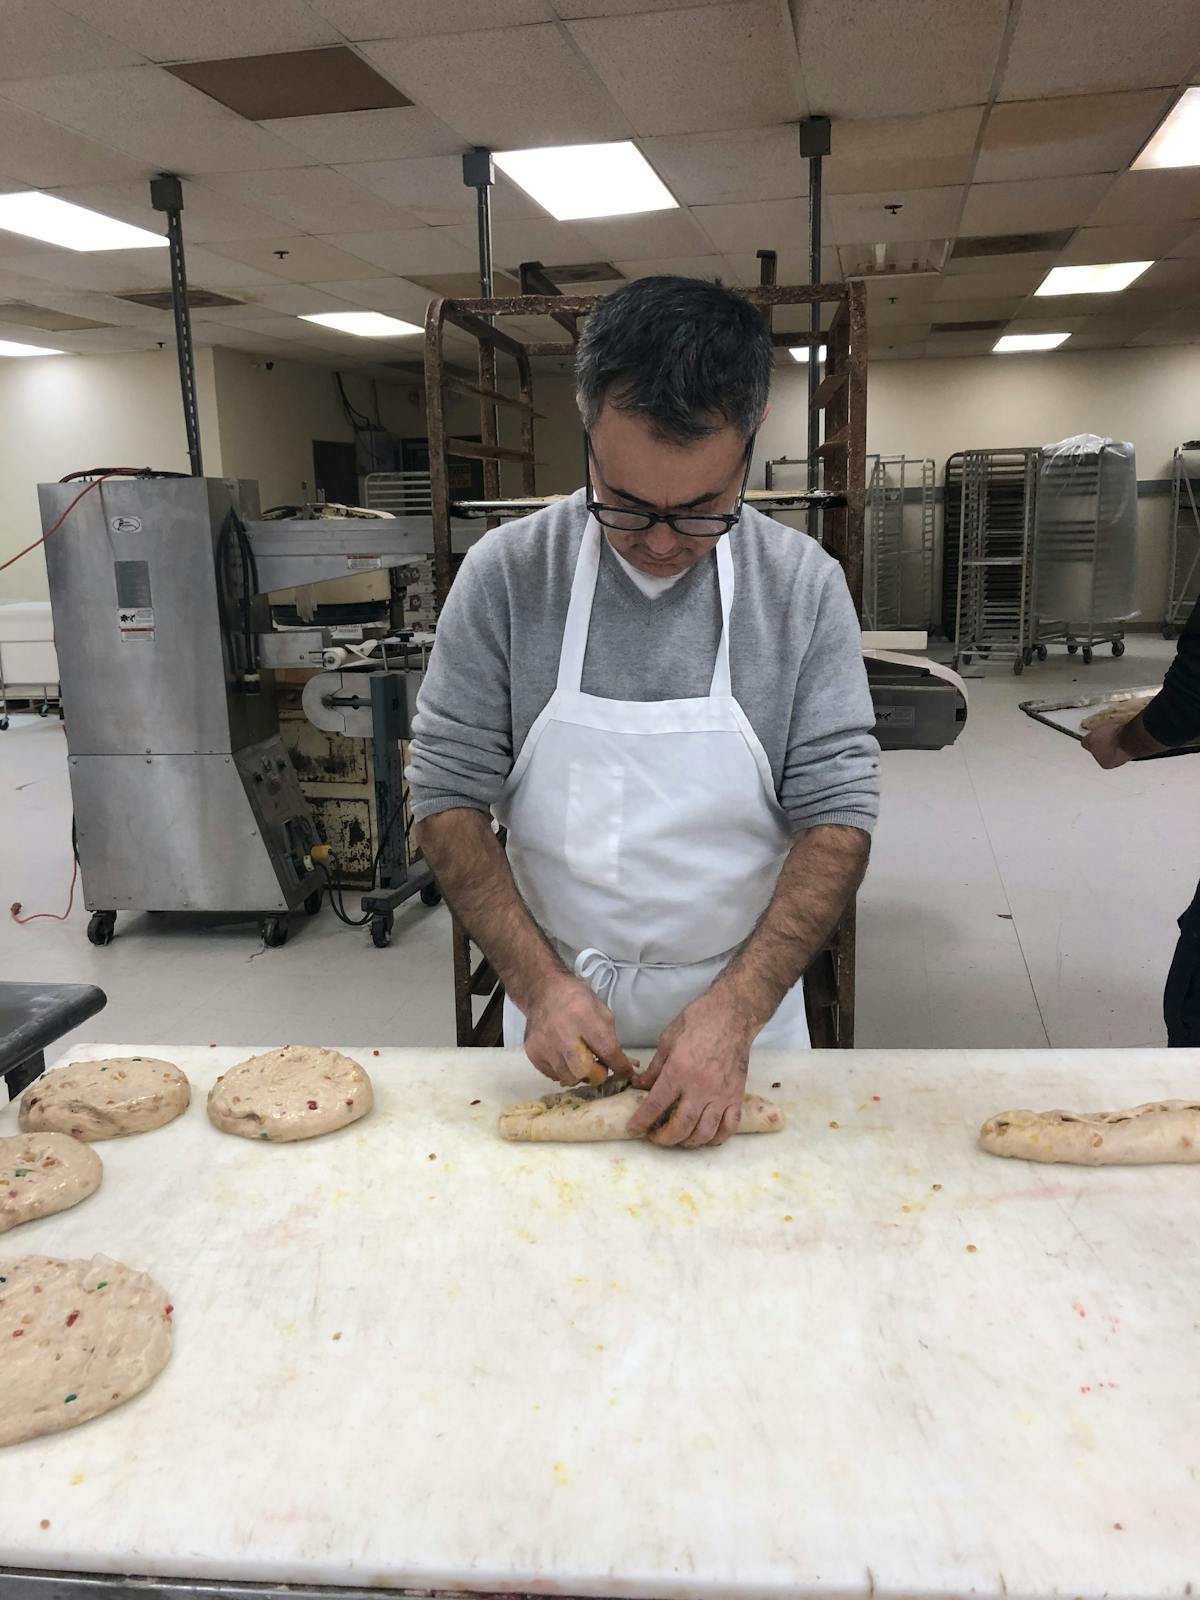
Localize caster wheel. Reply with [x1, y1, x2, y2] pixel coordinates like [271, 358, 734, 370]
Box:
[961, 653, 973, 666]
[419, 882, 443, 908]
[1082, 646, 1094, 665]
[1067, 642, 1078, 655]
[978, 646, 992, 656]
[1037, 644, 1048, 661]
[1112, 639, 1125, 657]
[371, 913, 393, 949]
[0, 717, 9, 732]
[38, 701, 49, 718]
[304, 890, 323, 916]
[1022, 647, 1033, 666]
[1013, 657, 1024, 676]
[87, 911, 115, 946]
[261, 917, 289, 948]
[1163, 626, 1177, 640]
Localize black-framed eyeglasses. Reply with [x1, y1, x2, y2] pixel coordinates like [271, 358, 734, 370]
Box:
[584, 431, 756, 538]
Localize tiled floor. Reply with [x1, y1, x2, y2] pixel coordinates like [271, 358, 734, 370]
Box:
[3, 634, 1197, 1057]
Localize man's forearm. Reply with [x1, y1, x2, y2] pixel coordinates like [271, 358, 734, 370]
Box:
[711, 824, 871, 1032]
[415, 809, 567, 1011]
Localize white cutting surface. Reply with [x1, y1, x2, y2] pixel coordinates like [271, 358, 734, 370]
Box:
[3, 1044, 1200, 1599]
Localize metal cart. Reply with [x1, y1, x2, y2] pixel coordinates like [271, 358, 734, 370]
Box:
[952, 448, 1042, 676]
[864, 455, 935, 631]
[1034, 438, 1137, 664]
[1165, 442, 1200, 638]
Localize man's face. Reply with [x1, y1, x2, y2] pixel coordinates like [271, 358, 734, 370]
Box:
[587, 407, 751, 579]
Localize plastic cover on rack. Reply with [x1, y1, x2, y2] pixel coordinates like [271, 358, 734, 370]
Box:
[1035, 433, 1140, 623]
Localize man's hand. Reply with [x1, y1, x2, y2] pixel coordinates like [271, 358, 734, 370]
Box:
[1082, 721, 1134, 769]
[523, 971, 628, 1087]
[627, 988, 754, 1148]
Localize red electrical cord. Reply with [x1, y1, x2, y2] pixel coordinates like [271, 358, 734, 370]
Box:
[11, 854, 79, 924]
[0, 468, 152, 574]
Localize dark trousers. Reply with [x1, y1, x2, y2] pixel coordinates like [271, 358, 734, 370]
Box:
[1165, 883, 1200, 1047]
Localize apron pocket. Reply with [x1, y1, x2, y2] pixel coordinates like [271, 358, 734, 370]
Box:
[565, 757, 623, 888]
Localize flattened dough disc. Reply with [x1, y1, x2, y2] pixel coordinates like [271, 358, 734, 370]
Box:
[19, 1057, 190, 1141]
[979, 1100, 1200, 1165]
[0, 1134, 102, 1233]
[499, 1087, 784, 1143]
[0, 1254, 173, 1447]
[208, 1046, 373, 1142]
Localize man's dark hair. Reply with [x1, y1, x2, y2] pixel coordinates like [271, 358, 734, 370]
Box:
[574, 275, 772, 445]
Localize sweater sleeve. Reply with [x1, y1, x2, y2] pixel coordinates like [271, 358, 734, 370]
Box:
[780, 561, 881, 833]
[1142, 595, 1200, 748]
[405, 545, 515, 823]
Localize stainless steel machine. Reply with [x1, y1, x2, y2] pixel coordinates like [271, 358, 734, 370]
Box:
[39, 473, 463, 948]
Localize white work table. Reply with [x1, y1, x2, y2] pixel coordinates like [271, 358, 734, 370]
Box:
[2, 1044, 1198, 1600]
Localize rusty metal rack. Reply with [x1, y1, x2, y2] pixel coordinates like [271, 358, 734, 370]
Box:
[422, 278, 867, 1052]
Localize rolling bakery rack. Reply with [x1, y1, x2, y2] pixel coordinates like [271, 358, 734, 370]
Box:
[422, 273, 868, 1051]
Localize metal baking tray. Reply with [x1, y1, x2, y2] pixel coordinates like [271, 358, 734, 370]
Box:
[1020, 687, 1199, 759]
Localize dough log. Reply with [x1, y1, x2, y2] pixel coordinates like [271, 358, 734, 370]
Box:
[499, 1087, 784, 1143]
[0, 1134, 102, 1233]
[979, 1100, 1200, 1165]
[1079, 692, 1157, 732]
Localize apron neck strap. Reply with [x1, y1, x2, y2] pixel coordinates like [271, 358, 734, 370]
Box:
[556, 516, 735, 698]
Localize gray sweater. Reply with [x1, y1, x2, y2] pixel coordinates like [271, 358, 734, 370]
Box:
[407, 490, 880, 833]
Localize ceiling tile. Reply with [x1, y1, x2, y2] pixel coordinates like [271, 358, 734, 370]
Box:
[828, 187, 964, 247]
[327, 227, 478, 275]
[1086, 167, 1200, 227]
[247, 283, 366, 315]
[823, 108, 984, 196]
[0, 0, 145, 78]
[442, 216, 597, 271]
[696, 198, 821, 254]
[200, 166, 420, 233]
[48, 180, 285, 245]
[258, 107, 464, 165]
[870, 341, 928, 360]
[640, 127, 807, 206]
[0, 67, 309, 174]
[976, 90, 1176, 184]
[359, 24, 630, 146]
[572, 208, 714, 259]
[719, 247, 840, 285]
[944, 248, 1062, 277]
[995, 313, 1095, 335]
[1130, 306, 1200, 340]
[306, 0, 554, 37]
[1120, 257, 1200, 304]
[932, 266, 1046, 299]
[1057, 221, 1192, 264]
[554, 0, 743, 12]
[167, 246, 289, 291]
[202, 237, 393, 283]
[923, 296, 1023, 321]
[306, 277, 434, 321]
[0, 249, 170, 293]
[566, 2, 802, 137]
[789, 0, 1008, 119]
[0, 103, 148, 188]
[959, 174, 1112, 234]
[56, 0, 340, 61]
[999, 0, 1200, 100]
[1170, 224, 1200, 259]
[332, 155, 538, 226]
[611, 254, 726, 282]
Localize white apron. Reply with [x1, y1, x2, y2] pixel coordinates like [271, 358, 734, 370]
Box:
[494, 517, 809, 1051]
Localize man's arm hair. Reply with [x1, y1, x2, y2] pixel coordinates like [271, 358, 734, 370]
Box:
[710, 823, 871, 1031]
[415, 809, 567, 1013]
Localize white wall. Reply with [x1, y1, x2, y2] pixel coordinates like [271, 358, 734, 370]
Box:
[0, 347, 221, 602]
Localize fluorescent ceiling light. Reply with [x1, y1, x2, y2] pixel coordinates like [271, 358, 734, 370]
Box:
[788, 345, 827, 363]
[299, 311, 421, 337]
[0, 192, 166, 251]
[993, 332, 1071, 353]
[494, 141, 678, 222]
[0, 339, 65, 357]
[1134, 86, 1200, 170]
[1035, 261, 1153, 296]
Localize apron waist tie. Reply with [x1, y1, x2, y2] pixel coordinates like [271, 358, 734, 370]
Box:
[572, 945, 738, 1009]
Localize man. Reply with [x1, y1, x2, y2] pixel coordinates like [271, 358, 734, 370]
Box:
[1083, 596, 1200, 1044]
[409, 276, 880, 1146]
